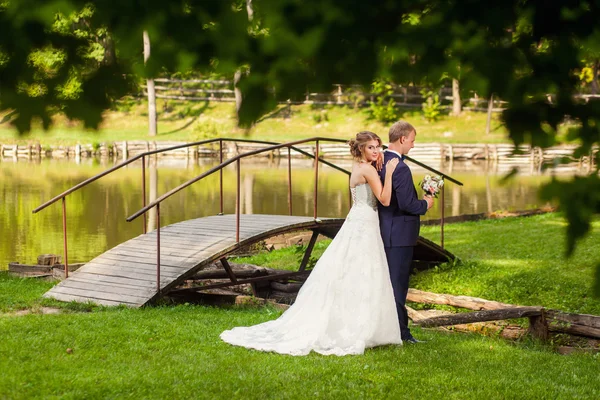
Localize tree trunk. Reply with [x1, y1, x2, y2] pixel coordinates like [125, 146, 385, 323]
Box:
[246, 0, 254, 21]
[592, 59, 599, 95]
[452, 78, 461, 115]
[485, 93, 494, 135]
[101, 35, 117, 66]
[143, 30, 157, 136]
[234, 69, 243, 124]
[234, 0, 254, 127]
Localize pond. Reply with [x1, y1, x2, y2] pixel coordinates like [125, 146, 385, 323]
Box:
[0, 156, 557, 269]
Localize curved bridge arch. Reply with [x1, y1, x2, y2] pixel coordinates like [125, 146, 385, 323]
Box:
[43, 214, 454, 307]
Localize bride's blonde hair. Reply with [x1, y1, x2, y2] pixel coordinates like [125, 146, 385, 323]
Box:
[348, 131, 382, 160]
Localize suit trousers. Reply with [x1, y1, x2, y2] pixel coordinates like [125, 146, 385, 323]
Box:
[384, 245, 414, 339]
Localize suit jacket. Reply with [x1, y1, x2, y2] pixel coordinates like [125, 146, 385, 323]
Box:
[378, 151, 428, 247]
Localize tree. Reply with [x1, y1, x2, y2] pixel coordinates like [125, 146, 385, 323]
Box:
[143, 30, 157, 136]
[0, 1, 249, 131]
[452, 78, 461, 116]
[1, 0, 599, 294]
[234, 0, 255, 126]
[579, 37, 600, 95]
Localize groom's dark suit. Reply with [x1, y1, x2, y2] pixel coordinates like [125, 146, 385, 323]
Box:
[378, 151, 428, 340]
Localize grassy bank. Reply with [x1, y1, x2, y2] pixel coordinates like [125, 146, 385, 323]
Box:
[1, 100, 513, 145]
[416, 213, 600, 315]
[0, 273, 56, 313]
[1, 299, 599, 399]
[0, 273, 101, 313]
[1, 212, 599, 398]
[235, 213, 600, 315]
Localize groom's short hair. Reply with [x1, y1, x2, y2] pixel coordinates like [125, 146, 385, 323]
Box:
[389, 121, 416, 143]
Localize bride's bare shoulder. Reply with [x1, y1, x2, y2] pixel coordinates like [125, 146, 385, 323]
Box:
[357, 162, 377, 172]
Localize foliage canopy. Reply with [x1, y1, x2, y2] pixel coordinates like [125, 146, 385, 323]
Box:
[1, 0, 599, 293]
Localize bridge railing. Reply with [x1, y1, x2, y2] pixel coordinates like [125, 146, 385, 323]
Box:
[32, 138, 350, 279]
[126, 137, 463, 292]
[33, 135, 463, 290]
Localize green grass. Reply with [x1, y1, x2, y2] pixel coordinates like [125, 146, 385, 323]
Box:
[0, 273, 104, 313]
[233, 241, 331, 271]
[1, 305, 599, 399]
[0, 273, 56, 313]
[0, 100, 514, 145]
[1, 213, 600, 398]
[417, 213, 600, 315]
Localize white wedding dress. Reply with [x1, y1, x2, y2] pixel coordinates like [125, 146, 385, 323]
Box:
[220, 183, 401, 356]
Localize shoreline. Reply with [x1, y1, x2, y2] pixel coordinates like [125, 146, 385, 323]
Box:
[0, 140, 596, 167]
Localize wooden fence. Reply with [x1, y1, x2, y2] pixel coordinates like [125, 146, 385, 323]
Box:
[1, 142, 597, 173]
[145, 79, 511, 111]
[406, 288, 600, 343]
[144, 79, 600, 112]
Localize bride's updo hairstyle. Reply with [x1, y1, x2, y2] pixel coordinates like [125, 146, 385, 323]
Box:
[348, 131, 382, 160]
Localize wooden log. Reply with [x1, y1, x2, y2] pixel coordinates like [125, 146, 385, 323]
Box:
[268, 290, 297, 303]
[37, 254, 61, 265]
[528, 311, 549, 341]
[190, 267, 269, 280]
[546, 310, 600, 329]
[176, 270, 311, 292]
[407, 288, 515, 310]
[251, 279, 271, 298]
[9, 263, 53, 274]
[8, 262, 84, 274]
[416, 307, 544, 328]
[270, 281, 303, 293]
[406, 305, 427, 322]
[453, 323, 526, 340]
[549, 323, 600, 339]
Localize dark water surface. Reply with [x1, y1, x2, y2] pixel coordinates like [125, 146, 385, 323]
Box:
[0, 157, 556, 268]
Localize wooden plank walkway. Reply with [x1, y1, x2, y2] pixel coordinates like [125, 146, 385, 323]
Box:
[44, 215, 343, 307]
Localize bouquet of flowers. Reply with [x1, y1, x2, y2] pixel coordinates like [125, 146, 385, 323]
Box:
[420, 174, 444, 198]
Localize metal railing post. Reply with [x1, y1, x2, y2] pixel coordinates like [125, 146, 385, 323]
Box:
[219, 139, 224, 215]
[288, 146, 292, 216]
[236, 159, 241, 242]
[156, 203, 161, 293]
[142, 155, 147, 234]
[314, 140, 319, 219]
[62, 197, 69, 279]
[441, 184, 445, 249]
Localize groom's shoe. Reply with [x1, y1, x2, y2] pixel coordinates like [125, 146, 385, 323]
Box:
[404, 336, 426, 344]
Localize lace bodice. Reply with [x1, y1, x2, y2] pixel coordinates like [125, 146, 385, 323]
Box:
[351, 183, 378, 210]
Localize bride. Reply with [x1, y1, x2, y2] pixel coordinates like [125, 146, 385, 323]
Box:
[220, 131, 401, 356]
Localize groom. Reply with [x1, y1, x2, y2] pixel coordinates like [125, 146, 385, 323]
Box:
[378, 121, 433, 343]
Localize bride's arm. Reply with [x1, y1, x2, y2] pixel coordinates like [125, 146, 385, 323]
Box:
[364, 159, 399, 206]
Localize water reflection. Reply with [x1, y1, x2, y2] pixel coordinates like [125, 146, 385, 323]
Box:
[0, 157, 556, 268]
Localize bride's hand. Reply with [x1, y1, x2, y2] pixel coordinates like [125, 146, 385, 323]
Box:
[375, 151, 384, 171]
[385, 158, 399, 177]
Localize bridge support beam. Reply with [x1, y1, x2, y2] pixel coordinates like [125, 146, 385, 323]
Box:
[220, 258, 238, 284]
[299, 230, 320, 272]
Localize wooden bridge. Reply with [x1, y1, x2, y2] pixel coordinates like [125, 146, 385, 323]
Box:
[43, 214, 454, 307]
[35, 137, 461, 308]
